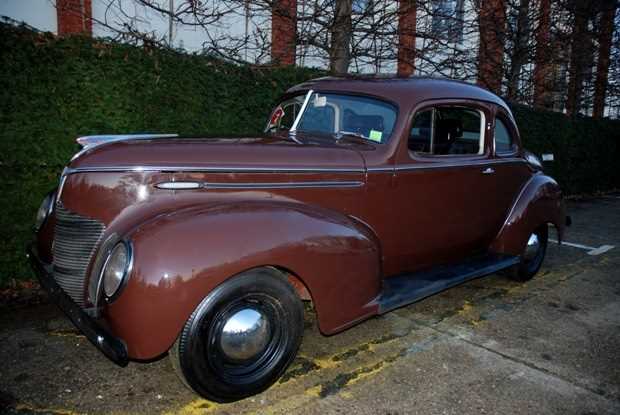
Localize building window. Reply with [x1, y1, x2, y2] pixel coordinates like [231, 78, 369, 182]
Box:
[353, 0, 371, 14]
[431, 0, 464, 43]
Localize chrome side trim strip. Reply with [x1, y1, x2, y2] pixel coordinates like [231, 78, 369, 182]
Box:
[64, 166, 365, 174]
[204, 181, 363, 189]
[153, 180, 363, 190]
[155, 181, 203, 190]
[366, 158, 526, 173]
[366, 167, 394, 172]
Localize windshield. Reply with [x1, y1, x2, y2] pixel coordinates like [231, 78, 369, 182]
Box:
[266, 91, 398, 143]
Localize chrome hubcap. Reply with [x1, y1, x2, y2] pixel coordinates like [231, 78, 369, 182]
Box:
[219, 308, 271, 361]
[523, 233, 540, 261]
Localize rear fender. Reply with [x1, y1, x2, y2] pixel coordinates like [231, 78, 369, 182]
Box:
[105, 201, 382, 360]
[490, 173, 566, 256]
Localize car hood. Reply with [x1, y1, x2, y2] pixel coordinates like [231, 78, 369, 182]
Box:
[68, 133, 370, 173]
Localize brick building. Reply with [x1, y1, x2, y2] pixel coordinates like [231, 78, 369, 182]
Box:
[1, 1, 521, 98]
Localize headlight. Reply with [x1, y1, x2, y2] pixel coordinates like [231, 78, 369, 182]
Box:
[102, 242, 132, 299]
[35, 191, 56, 231]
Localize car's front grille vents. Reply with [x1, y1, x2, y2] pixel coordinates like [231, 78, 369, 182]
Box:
[52, 204, 105, 307]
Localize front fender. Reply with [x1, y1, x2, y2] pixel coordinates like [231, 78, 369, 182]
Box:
[490, 173, 566, 256]
[105, 201, 382, 360]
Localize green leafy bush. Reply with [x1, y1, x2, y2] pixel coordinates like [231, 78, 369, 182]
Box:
[510, 104, 620, 195]
[1, 23, 618, 287]
[0, 24, 320, 286]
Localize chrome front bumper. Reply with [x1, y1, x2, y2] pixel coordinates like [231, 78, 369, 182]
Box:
[27, 244, 129, 367]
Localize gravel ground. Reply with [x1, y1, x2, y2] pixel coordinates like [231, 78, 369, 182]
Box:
[1, 196, 619, 415]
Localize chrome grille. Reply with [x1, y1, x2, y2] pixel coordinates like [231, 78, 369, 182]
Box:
[52, 204, 105, 306]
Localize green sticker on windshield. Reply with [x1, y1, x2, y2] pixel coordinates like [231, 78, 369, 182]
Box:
[368, 130, 383, 142]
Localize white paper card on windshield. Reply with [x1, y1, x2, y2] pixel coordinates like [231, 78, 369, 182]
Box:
[314, 95, 327, 107]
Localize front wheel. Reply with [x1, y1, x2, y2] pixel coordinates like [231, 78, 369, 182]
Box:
[508, 225, 548, 282]
[170, 268, 304, 402]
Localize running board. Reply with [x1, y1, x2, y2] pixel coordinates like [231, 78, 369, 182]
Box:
[378, 254, 520, 313]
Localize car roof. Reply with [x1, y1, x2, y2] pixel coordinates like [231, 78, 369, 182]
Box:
[286, 76, 511, 115]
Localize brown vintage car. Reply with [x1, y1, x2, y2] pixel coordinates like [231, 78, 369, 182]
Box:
[29, 77, 568, 402]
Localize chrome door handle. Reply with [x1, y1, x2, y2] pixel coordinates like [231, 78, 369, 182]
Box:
[482, 167, 495, 174]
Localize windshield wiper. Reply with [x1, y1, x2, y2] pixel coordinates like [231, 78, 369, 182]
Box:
[336, 130, 367, 140]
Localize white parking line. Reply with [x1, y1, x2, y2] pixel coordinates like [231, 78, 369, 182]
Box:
[549, 239, 615, 256]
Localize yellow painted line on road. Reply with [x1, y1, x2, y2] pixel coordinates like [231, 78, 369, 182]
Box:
[168, 340, 407, 414]
[456, 301, 484, 327]
[47, 329, 85, 339]
[304, 384, 323, 398]
[305, 332, 405, 372]
[14, 403, 79, 415]
[457, 301, 474, 315]
[312, 355, 343, 370]
[239, 384, 324, 415]
[164, 399, 219, 415]
[343, 361, 386, 387]
[313, 348, 412, 399]
[339, 390, 354, 399]
[161, 313, 442, 414]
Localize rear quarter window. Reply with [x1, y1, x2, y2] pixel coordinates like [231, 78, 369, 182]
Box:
[494, 117, 517, 154]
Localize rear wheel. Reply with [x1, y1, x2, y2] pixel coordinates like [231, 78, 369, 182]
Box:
[508, 225, 548, 282]
[170, 268, 304, 402]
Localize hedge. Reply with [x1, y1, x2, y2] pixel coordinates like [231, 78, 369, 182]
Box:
[1, 23, 618, 287]
[0, 24, 321, 287]
[509, 104, 620, 195]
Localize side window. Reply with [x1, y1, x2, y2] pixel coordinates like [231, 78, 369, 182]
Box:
[409, 106, 484, 156]
[409, 110, 432, 152]
[494, 117, 516, 153]
[278, 102, 301, 130]
[266, 95, 304, 132]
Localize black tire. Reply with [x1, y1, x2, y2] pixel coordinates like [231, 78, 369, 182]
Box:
[508, 225, 548, 282]
[170, 268, 304, 402]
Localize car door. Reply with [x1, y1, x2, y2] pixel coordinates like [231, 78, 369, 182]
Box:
[481, 109, 533, 239]
[392, 100, 498, 273]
